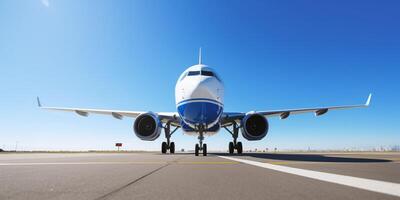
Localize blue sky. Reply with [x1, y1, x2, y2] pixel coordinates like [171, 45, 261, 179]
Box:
[0, 0, 399, 151]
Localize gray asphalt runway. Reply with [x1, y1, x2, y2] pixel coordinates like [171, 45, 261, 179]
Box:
[0, 152, 399, 200]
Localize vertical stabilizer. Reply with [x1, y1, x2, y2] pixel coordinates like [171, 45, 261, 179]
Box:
[37, 97, 42, 107]
[198, 47, 202, 64]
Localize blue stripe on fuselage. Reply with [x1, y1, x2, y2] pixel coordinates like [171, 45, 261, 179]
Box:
[177, 99, 223, 130]
[177, 98, 223, 107]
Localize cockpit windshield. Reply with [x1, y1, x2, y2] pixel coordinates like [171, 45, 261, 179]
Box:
[181, 70, 221, 82]
[201, 71, 214, 76]
[188, 71, 201, 76]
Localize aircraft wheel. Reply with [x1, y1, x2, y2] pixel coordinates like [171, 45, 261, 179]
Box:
[170, 142, 175, 154]
[161, 142, 167, 154]
[237, 142, 243, 154]
[195, 144, 199, 156]
[203, 144, 207, 156]
[229, 142, 234, 154]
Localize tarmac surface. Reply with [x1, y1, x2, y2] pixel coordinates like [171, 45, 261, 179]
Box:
[0, 152, 399, 200]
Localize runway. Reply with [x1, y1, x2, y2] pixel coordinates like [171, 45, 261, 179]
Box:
[1, 152, 399, 200]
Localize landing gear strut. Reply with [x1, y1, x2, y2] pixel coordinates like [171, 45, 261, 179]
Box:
[161, 122, 178, 154]
[224, 122, 243, 154]
[194, 124, 207, 156]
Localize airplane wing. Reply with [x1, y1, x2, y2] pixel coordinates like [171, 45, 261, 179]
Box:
[37, 97, 180, 125]
[222, 94, 372, 126]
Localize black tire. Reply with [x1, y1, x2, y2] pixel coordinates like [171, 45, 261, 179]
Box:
[161, 142, 167, 154]
[229, 142, 234, 154]
[237, 142, 243, 154]
[203, 144, 207, 156]
[195, 144, 199, 156]
[170, 142, 175, 154]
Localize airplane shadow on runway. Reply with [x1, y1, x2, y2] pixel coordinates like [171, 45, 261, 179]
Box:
[214, 153, 392, 163]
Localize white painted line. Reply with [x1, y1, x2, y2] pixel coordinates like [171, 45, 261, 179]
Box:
[0, 162, 166, 166]
[219, 156, 400, 197]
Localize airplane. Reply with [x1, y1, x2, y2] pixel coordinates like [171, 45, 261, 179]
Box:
[37, 49, 372, 156]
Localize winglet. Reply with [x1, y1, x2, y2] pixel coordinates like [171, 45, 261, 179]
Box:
[198, 47, 202, 64]
[37, 96, 42, 107]
[365, 93, 372, 106]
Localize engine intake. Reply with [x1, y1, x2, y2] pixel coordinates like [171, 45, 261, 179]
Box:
[133, 112, 162, 141]
[241, 112, 269, 141]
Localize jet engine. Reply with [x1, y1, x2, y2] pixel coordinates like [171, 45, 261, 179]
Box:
[241, 112, 269, 141]
[133, 112, 162, 141]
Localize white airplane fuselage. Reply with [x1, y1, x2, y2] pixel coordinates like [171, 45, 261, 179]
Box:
[175, 64, 224, 135]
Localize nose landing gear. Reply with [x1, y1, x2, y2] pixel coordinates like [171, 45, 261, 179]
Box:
[194, 139, 208, 156]
[194, 124, 207, 156]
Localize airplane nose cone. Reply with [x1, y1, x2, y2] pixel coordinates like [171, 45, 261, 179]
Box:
[177, 77, 223, 129]
[189, 78, 216, 99]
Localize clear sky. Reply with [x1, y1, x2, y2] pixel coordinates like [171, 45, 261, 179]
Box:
[0, 0, 399, 151]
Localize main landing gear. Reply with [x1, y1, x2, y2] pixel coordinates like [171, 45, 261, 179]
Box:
[194, 125, 207, 156]
[161, 122, 179, 154]
[224, 122, 243, 154]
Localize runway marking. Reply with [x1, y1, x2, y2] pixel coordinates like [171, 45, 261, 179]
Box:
[177, 161, 238, 165]
[219, 156, 400, 197]
[265, 161, 382, 165]
[266, 161, 292, 165]
[0, 162, 166, 166]
[0, 161, 239, 166]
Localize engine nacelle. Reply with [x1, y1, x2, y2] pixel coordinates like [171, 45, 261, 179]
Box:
[241, 112, 269, 141]
[133, 112, 162, 141]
